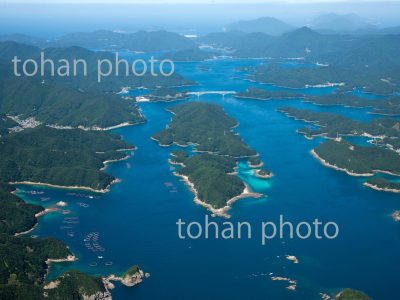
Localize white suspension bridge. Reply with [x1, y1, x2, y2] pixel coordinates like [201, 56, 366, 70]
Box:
[187, 91, 237, 99]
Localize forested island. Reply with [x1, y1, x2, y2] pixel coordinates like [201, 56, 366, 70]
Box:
[153, 102, 257, 157]
[235, 87, 304, 100]
[171, 152, 245, 209]
[312, 139, 400, 177]
[364, 177, 400, 193]
[279, 107, 400, 150]
[304, 93, 400, 116]
[145, 87, 189, 102]
[153, 102, 268, 216]
[334, 288, 371, 300]
[246, 63, 397, 94]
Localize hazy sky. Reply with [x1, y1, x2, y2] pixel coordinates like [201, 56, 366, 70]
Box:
[1, 0, 400, 3]
[1, 0, 399, 37]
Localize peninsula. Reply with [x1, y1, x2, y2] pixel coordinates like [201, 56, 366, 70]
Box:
[153, 102, 269, 216]
[235, 87, 304, 100]
[0, 126, 134, 192]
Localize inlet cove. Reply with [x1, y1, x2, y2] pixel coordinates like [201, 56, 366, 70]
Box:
[0, 9, 399, 300]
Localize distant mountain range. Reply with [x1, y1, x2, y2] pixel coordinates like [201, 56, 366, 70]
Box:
[308, 13, 378, 34]
[0, 30, 197, 52]
[200, 26, 400, 94]
[221, 14, 400, 36]
[0, 40, 194, 129]
[225, 17, 295, 36]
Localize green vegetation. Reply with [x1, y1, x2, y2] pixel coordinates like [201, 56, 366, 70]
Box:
[177, 153, 244, 208]
[154, 102, 269, 209]
[52, 30, 196, 52]
[147, 87, 188, 102]
[153, 102, 256, 157]
[0, 234, 70, 286]
[281, 107, 400, 192]
[170, 150, 189, 164]
[248, 156, 262, 167]
[279, 107, 400, 151]
[0, 41, 196, 128]
[0, 59, 145, 128]
[0, 185, 77, 300]
[0, 126, 143, 299]
[46, 270, 108, 300]
[314, 139, 400, 176]
[0, 41, 153, 300]
[0, 185, 43, 235]
[236, 87, 304, 100]
[305, 93, 400, 116]
[0, 283, 43, 300]
[123, 265, 141, 277]
[249, 63, 397, 95]
[0, 73, 144, 128]
[257, 169, 271, 177]
[0, 126, 133, 191]
[335, 288, 371, 300]
[201, 28, 400, 94]
[365, 177, 400, 192]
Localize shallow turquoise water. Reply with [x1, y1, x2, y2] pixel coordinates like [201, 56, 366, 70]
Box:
[17, 58, 400, 300]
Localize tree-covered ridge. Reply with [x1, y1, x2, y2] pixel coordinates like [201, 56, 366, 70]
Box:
[236, 87, 304, 100]
[146, 87, 189, 102]
[0, 70, 144, 128]
[0, 41, 193, 93]
[49, 30, 197, 52]
[279, 107, 400, 147]
[200, 28, 400, 95]
[247, 63, 398, 95]
[314, 139, 400, 176]
[0, 234, 71, 286]
[174, 152, 245, 209]
[0, 41, 195, 128]
[0, 186, 43, 235]
[0, 126, 133, 191]
[304, 93, 400, 116]
[335, 288, 371, 300]
[45, 270, 108, 300]
[153, 102, 256, 157]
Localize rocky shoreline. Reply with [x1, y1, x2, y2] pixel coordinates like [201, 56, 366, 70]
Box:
[310, 150, 374, 177]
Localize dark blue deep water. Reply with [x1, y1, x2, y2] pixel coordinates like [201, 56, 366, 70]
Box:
[17, 58, 400, 300]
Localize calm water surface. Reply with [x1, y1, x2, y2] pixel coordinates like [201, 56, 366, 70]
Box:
[18, 58, 400, 300]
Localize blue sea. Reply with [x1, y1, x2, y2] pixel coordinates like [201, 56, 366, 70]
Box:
[17, 57, 400, 300]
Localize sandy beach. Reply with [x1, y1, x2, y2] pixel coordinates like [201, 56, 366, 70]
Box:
[10, 181, 110, 193]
